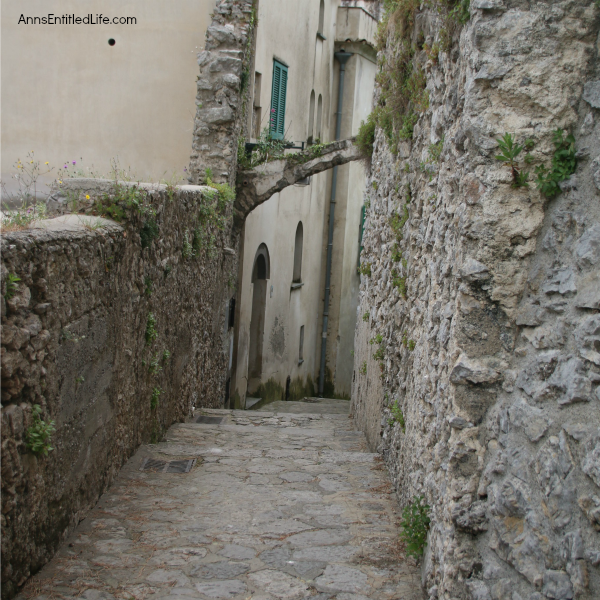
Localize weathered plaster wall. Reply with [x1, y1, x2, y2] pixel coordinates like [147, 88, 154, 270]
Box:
[1, 0, 216, 194]
[1, 184, 237, 598]
[352, 2, 600, 599]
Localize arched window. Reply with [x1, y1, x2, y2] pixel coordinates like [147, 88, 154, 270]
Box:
[308, 90, 315, 143]
[293, 222, 303, 283]
[252, 243, 270, 281]
[316, 94, 323, 142]
[318, 0, 325, 35]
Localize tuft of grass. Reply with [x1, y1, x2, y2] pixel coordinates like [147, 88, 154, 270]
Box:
[399, 495, 431, 560]
[25, 405, 56, 456]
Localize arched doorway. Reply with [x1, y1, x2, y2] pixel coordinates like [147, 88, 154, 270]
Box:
[248, 244, 270, 393]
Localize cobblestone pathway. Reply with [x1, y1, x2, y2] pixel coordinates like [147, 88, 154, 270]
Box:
[19, 400, 423, 600]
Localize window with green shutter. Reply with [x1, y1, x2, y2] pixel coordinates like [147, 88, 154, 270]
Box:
[270, 60, 288, 140]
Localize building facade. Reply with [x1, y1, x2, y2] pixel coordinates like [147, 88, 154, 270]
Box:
[1, 0, 216, 195]
[230, 0, 378, 406]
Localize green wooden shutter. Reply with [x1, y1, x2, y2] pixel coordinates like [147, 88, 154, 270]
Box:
[271, 61, 288, 140]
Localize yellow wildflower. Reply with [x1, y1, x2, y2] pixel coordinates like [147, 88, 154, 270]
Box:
[86, 195, 90, 200]
[45, 162, 49, 165]
[58, 180, 62, 184]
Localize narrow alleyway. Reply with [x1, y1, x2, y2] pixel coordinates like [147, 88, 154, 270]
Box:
[18, 400, 423, 600]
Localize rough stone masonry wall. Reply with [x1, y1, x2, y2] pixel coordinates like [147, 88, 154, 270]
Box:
[1, 0, 257, 596]
[188, 0, 255, 187]
[0, 184, 238, 598]
[352, 2, 600, 599]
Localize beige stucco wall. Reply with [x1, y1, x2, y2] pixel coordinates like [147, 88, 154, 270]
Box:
[1, 0, 215, 194]
[324, 50, 376, 398]
[233, 0, 338, 403]
[233, 0, 377, 403]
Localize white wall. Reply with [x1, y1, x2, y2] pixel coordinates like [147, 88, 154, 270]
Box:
[1, 0, 215, 194]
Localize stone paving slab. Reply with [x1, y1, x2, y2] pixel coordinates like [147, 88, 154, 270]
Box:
[17, 404, 424, 600]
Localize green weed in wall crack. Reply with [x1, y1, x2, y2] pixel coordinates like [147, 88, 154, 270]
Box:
[373, 346, 385, 361]
[495, 133, 530, 188]
[388, 399, 406, 431]
[145, 313, 158, 345]
[4, 273, 21, 299]
[148, 353, 162, 376]
[358, 262, 372, 277]
[400, 495, 431, 559]
[26, 405, 56, 456]
[191, 170, 235, 256]
[182, 229, 195, 260]
[150, 387, 162, 410]
[360, 361, 367, 375]
[362, 311, 370, 322]
[535, 129, 577, 198]
[144, 277, 153, 297]
[392, 270, 407, 298]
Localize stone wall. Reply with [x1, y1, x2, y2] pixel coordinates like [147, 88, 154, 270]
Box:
[188, 0, 255, 187]
[352, 2, 600, 599]
[1, 183, 238, 598]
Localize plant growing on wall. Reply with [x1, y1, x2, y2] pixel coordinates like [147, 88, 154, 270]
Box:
[360, 1, 469, 157]
[535, 129, 577, 198]
[399, 495, 431, 559]
[191, 169, 235, 256]
[182, 229, 195, 259]
[0, 152, 53, 231]
[25, 405, 56, 456]
[145, 313, 158, 345]
[392, 271, 407, 298]
[387, 400, 406, 431]
[150, 387, 162, 410]
[358, 262, 372, 277]
[148, 353, 162, 376]
[356, 112, 377, 158]
[4, 273, 21, 299]
[495, 133, 529, 188]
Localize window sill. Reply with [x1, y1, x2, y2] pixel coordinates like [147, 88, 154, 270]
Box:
[291, 282, 304, 290]
[316, 32, 326, 40]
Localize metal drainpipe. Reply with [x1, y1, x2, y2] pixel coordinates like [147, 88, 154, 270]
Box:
[318, 49, 353, 397]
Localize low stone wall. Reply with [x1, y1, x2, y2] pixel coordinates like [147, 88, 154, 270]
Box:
[352, 2, 600, 599]
[1, 183, 237, 598]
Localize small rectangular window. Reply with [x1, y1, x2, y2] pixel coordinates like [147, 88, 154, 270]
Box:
[299, 325, 304, 363]
[271, 60, 288, 140]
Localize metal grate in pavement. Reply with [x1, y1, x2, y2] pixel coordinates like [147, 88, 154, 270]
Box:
[140, 458, 196, 473]
[196, 415, 224, 424]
